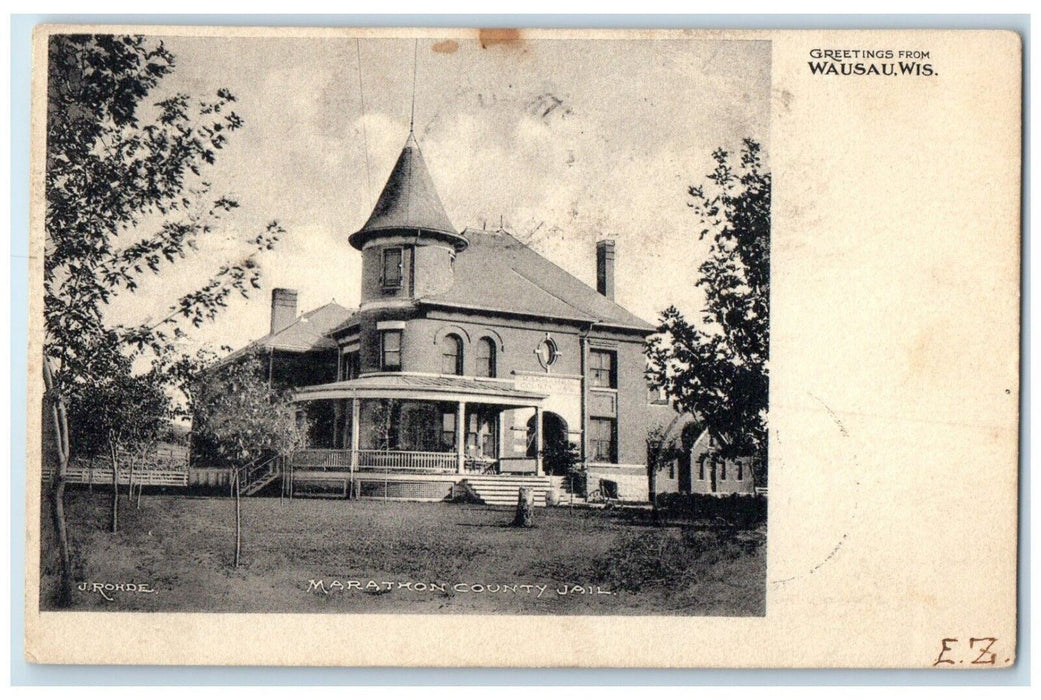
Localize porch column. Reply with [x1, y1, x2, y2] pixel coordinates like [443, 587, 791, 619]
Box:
[333, 400, 344, 448]
[350, 398, 360, 487]
[496, 411, 505, 475]
[534, 405, 543, 477]
[456, 401, 467, 474]
[342, 402, 352, 449]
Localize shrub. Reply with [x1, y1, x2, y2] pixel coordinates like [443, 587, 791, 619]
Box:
[655, 492, 767, 527]
[592, 530, 693, 592]
[544, 439, 580, 477]
[564, 468, 589, 498]
[592, 526, 765, 593]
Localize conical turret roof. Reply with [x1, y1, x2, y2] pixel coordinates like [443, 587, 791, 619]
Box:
[349, 132, 466, 251]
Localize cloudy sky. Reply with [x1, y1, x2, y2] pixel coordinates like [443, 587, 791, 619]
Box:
[105, 33, 771, 353]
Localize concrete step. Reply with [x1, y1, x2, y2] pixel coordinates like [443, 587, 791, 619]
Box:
[462, 476, 553, 507]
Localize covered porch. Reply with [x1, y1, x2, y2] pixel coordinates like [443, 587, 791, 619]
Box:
[291, 374, 550, 482]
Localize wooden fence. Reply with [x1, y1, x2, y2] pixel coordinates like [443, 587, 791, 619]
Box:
[42, 457, 189, 487]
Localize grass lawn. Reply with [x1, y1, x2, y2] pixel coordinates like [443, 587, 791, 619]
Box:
[40, 490, 765, 616]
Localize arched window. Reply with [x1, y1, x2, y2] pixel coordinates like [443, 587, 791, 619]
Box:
[476, 337, 496, 378]
[441, 334, 463, 375]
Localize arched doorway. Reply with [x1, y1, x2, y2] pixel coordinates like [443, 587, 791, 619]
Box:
[526, 411, 575, 476]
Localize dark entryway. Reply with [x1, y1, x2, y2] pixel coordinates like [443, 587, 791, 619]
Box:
[678, 451, 693, 493]
[527, 411, 576, 476]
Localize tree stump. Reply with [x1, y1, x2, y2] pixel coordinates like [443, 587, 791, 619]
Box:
[512, 487, 535, 527]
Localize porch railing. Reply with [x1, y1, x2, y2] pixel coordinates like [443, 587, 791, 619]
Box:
[290, 448, 350, 470]
[359, 450, 457, 473]
[290, 448, 458, 474]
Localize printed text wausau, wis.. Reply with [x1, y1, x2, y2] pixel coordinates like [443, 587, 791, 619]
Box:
[808, 48, 937, 76]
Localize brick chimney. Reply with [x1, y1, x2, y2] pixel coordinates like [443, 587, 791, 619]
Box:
[596, 240, 615, 300]
[270, 288, 298, 334]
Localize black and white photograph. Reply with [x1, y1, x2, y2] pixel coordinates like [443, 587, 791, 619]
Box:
[38, 29, 771, 617]
[19, 19, 1027, 673]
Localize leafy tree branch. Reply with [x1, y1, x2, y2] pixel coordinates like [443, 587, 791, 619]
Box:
[646, 139, 770, 484]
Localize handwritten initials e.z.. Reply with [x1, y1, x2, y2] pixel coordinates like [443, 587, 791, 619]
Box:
[933, 637, 998, 666]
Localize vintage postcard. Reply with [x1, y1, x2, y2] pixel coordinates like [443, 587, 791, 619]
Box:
[24, 26, 1021, 667]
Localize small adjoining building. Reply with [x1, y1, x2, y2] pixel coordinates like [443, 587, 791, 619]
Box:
[682, 427, 757, 495]
[223, 131, 691, 504]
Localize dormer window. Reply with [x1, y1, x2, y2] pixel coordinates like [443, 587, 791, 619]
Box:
[381, 247, 403, 289]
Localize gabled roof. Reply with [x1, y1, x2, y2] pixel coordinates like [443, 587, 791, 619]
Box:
[348, 132, 467, 251]
[328, 314, 361, 337]
[221, 302, 354, 363]
[418, 229, 655, 333]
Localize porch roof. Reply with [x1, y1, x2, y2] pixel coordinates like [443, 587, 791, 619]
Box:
[294, 373, 547, 406]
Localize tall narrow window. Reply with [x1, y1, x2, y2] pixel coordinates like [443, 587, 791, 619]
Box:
[466, 413, 480, 455]
[441, 334, 463, 375]
[440, 410, 457, 450]
[380, 330, 402, 371]
[589, 349, 616, 388]
[382, 247, 403, 289]
[478, 414, 497, 457]
[590, 417, 617, 463]
[342, 351, 360, 380]
[476, 337, 496, 378]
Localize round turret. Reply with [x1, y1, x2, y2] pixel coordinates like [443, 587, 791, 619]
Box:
[352, 132, 466, 305]
[349, 132, 468, 252]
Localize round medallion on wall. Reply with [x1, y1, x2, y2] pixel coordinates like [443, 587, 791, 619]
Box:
[535, 336, 559, 370]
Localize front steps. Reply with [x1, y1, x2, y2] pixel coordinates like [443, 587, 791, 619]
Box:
[461, 475, 553, 507]
[242, 467, 282, 496]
